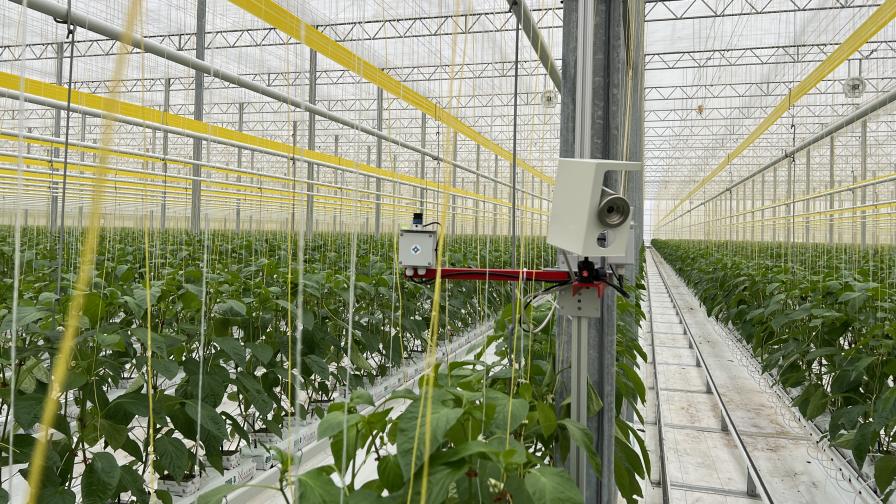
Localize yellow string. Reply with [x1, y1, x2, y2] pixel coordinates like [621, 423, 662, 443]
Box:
[25, 1, 145, 501]
[392, 224, 405, 364]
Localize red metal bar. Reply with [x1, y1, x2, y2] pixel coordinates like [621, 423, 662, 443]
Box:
[406, 267, 571, 282]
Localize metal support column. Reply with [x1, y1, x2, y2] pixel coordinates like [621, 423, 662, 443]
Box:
[771, 166, 778, 242]
[556, 0, 643, 500]
[236, 102, 244, 233]
[420, 112, 427, 209]
[828, 136, 835, 243]
[375, 87, 383, 235]
[493, 154, 499, 235]
[511, 9, 520, 260]
[333, 135, 340, 231]
[804, 148, 811, 242]
[290, 121, 298, 234]
[760, 172, 766, 242]
[366, 146, 372, 233]
[788, 156, 794, 243]
[451, 131, 458, 236]
[728, 190, 733, 242]
[751, 178, 756, 241]
[860, 120, 867, 247]
[161, 77, 170, 231]
[49, 42, 63, 232]
[306, 48, 317, 236]
[474, 145, 481, 236]
[191, 0, 207, 233]
[79, 113, 86, 163]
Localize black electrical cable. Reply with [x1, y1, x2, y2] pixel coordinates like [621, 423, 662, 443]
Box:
[607, 264, 631, 299]
[523, 280, 572, 311]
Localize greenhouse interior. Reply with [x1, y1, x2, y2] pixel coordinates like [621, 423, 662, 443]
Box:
[0, 0, 895, 502]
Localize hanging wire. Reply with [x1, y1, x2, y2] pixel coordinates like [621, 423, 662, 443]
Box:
[24, 2, 147, 501]
[52, 0, 77, 301]
[7, 0, 31, 497]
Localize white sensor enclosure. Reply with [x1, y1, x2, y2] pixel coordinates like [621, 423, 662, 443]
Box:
[547, 158, 641, 258]
[398, 229, 437, 271]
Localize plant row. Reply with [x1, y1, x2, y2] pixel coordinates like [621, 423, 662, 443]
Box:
[0, 227, 547, 503]
[653, 239, 896, 499]
[259, 249, 651, 504]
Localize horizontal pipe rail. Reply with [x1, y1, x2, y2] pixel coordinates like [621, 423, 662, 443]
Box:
[0, 86, 546, 216]
[665, 85, 896, 226]
[9, 0, 545, 195]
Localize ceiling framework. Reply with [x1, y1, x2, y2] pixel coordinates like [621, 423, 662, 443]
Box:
[0, 0, 893, 240]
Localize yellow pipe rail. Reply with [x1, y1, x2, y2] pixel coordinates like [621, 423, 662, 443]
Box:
[0, 71, 517, 209]
[0, 161, 547, 218]
[226, 0, 554, 185]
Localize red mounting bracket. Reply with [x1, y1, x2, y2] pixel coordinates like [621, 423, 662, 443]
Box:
[405, 267, 571, 283]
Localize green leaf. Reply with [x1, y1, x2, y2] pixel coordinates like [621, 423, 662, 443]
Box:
[152, 357, 180, 380]
[221, 411, 251, 445]
[317, 411, 363, 440]
[117, 465, 149, 504]
[304, 354, 331, 379]
[838, 291, 865, 302]
[215, 299, 247, 317]
[297, 467, 341, 504]
[14, 393, 50, 430]
[805, 387, 829, 420]
[397, 398, 463, 478]
[1, 306, 51, 332]
[875, 455, 896, 498]
[106, 392, 149, 426]
[421, 462, 466, 504]
[350, 345, 374, 373]
[96, 331, 124, 350]
[154, 436, 192, 481]
[215, 336, 247, 368]
[235, 371, 273, 416]
[431, 439, 501, 465]
[184, 401, 229, 443]
[491, 396, 529, 434]
[197, 484, 241, 504]
[248, 342, 274, 364]
[560, 419, 601, 474]
[35, 486, 75, 504]
[846, 422, 878, 467]
[82, 452, 120, 504]
[347, 489, 382, 504]
[587, 381, 603, 417]
[524, 466, 583, 504]
[376, 454, 405, 492]
[350, 389, 375, 407]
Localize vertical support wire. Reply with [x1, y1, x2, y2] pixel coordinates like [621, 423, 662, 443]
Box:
[54, 0, 77, 301]
[194, 215, 210, 471]
[24, 2, 146, 500]
[8, 0, 30, 497]
[338, 224, 359, 502]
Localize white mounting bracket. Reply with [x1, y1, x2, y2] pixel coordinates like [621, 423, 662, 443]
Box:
[557, 286, 602, 318]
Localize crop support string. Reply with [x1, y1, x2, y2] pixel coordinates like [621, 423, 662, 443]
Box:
[24, 2, 146, 501]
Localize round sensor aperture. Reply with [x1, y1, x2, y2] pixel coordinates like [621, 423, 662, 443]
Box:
[597, 194, 630, 228]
